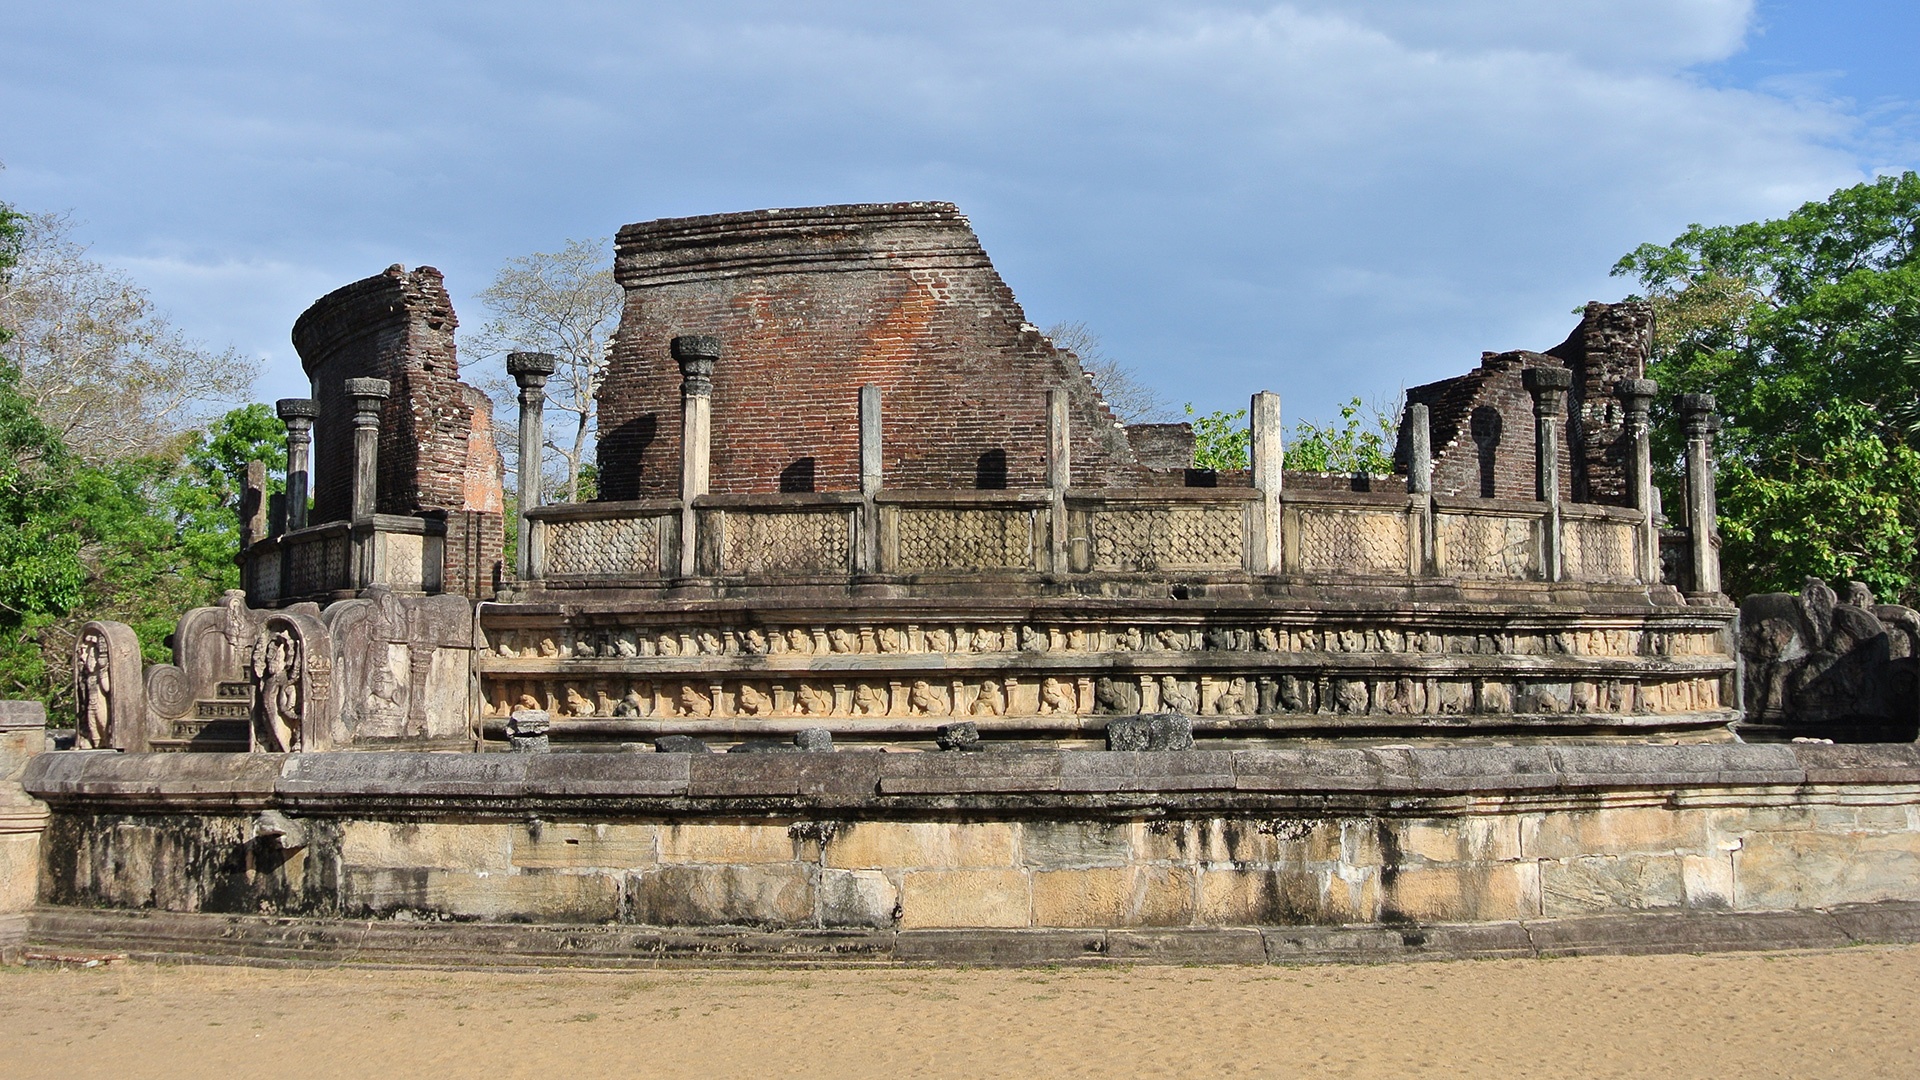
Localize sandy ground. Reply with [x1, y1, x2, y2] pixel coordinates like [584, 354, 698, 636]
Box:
[2, 947, 1917, 1079]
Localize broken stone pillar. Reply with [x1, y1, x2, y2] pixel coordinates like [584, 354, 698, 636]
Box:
[507, 352, 557, 582]
[1046, 388, 1071, 576]
[673, 335, 719, 578]
[506, 708, 551, 752]
[1679, 392, 1722, 598]
[1523, 366, 1571, 581]
[240, 460, 269, 550]
[1250, 391, 1283, 573]
[1404, 401, 1434, 574]
[277, 398, 318, 532]
[1615, 377, 1659, 585]
[858, 383, 882, 574]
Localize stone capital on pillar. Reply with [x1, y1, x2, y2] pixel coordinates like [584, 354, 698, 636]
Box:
[1678, 392, 1718, 434]
[672, 335, 721, 396]
[1522, 365, 1573, 414]
[1615, 378, 1657, 415]
[507, 350, 557, 390]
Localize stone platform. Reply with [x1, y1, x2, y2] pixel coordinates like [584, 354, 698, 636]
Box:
[24, 744, 1920, 960]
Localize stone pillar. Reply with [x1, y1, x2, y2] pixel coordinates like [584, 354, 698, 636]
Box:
[1679, 392, 1722, 598]
[1250, 391, 1283, 574]
[506, 352, 557, 582]
[1523, 366, 1571, 582]
[1404, 401, 1434, 574]
[0, 700, 49, 961]
[1615, 378, 1659, 586]
[858, 384, 882, 574]
[673, 336, 720, 578]
[345, 378, 390, 521]
[276, 398, 318, 532]
[1046, 388, 1071, 576]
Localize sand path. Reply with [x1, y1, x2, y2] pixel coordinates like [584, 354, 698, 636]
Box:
[3, 945, 1916, 1078]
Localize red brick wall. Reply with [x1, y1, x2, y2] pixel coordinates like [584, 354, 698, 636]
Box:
[1407, 352, 1573, 502]
[597, 204, 1142, 499]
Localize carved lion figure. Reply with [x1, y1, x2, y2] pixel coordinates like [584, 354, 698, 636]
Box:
[909, 680, 949, 717]
[678, 684, 713, 717]
[737, 684, 774, 717]
[1039, 678, 1077, 715]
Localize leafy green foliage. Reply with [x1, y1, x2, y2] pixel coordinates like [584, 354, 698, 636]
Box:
[1613, 171, 1920, 601]
[1287, 397, 1398, 475]
[1185, 404, 1249, 469]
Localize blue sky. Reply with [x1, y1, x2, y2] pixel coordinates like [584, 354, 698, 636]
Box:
[3, 1, 1915, 425]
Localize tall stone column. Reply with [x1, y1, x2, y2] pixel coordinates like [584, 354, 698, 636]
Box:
[1046, 389, 1071, 576]
[345, 378, 390, 521]
[276, 398, 318, 532]
[1404, 401, 1434, 574]
[1523, 366, 1571, 582]
[506, 352, 557, 583]
[858, 384, 882, 574]
[1250, 391, 1283, 573]
[673, 336, 720, 578]
[1679, 392, 1722, 598]
[1615, 378, 1659, 586]
[345, 378, 390, 591]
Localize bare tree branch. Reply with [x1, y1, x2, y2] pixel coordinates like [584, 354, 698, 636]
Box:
[465, 239, 620, 502]
[1044, 320, 1176, 423]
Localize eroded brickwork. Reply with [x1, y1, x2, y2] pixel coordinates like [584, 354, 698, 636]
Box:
[1400, 301, 1649, 505]
[597, 204, 1142, 499]
[291, 265, 503, 596]
[1547, 300, 1655, 505]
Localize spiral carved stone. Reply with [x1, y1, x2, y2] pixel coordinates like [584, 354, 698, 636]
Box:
[145, 664, 195, 719]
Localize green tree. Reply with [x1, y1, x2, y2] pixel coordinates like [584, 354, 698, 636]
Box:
[1613, 171, 1920, 601]
[1185, 404, 1249, 469]
[1287, 396, 1398, 475]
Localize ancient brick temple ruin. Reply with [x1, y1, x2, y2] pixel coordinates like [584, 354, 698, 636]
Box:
[12, 202, 1920, 966]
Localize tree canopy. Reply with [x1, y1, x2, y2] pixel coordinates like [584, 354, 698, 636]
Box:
[0, 199, 268, 708]
[1613, 171, 1920, 602]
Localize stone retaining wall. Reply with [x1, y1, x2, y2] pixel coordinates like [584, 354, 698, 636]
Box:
[24, 745, 1920, 935]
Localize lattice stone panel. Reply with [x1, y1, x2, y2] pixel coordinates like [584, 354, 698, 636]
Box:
[1437, 513, 1534, 580]
[1564, 518, 1638, 584]
[1296, 510, 1408, 575]
[548, 517, 662, 577]
[723, 510, 851, 574]
[286, 535, 349, 595]
[896, 508, 1034, 571]
[1090, 506, 1245, 572]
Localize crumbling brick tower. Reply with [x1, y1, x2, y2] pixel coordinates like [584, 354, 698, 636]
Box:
[595, 202, 1144, 499]
[1401, 299, 1653, 504]
[291, 265, 504, 596]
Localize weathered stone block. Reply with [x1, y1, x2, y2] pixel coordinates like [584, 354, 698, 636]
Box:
[628, 863, 818, 927]
[1196, 867, 1331, 925]
[339, 821, 513, 871]
[1397, 816, 1523, 863]
[819, 868, 897, 928]
[512, 823, 658, 870]
[1522, 806, 1711, 860]
[659, 822, 806, 864]
[343, 867, 620, 922]
[1020, 819, 1135, 869]
[1385, 862, 1536, 922]
[1540, 854, 1686, 916]
[898, 869, 1030, 928]
[1030, 866, 1196, 927]
[827, 821, 1018, 870]
[1736, 829, 1920, 910]
[1682, 852, 1734, 909]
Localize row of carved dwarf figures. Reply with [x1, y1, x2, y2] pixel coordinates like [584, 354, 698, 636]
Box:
[486, 622, 1728, 661]
[73, 615, 319, 754]
[484, 670, 1723, 721]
